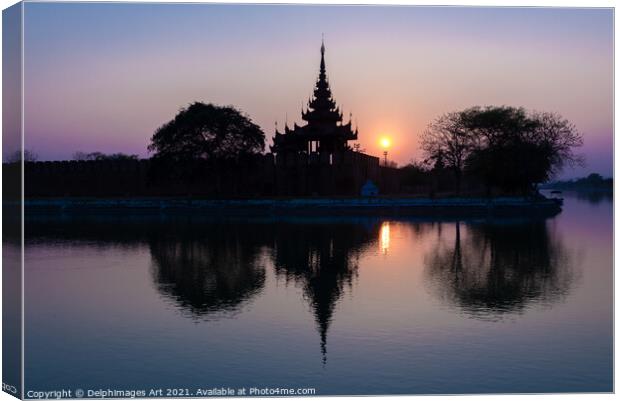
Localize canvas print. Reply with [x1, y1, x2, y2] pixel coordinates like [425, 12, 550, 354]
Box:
[2, 2, 614, 398]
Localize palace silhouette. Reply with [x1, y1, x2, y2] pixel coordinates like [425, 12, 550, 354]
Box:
[19, 41, 401, 198]
[272, 40, 358, 154]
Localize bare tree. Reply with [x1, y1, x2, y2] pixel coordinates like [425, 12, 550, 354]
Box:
[420, 112, 474, 194]
[6, 149, 38, 163]
[529, 112, 584, 178]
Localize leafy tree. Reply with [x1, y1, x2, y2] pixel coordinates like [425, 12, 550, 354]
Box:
[421, 106, 583, 196]
[148, 102, 265, 163]
[146, 102, 265, 194]
[464, 107, 582, 194]
[460, 106, 536, 146]
[399, 161, 432, 190]
[466, 137, 550, 194]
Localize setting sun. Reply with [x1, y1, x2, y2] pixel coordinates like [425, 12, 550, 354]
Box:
[380, 137, 392, 149]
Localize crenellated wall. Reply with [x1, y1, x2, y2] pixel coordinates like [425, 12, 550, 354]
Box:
[12, 151, 401, 198]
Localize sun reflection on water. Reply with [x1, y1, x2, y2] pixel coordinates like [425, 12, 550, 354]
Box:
[380, 222, 390, 254]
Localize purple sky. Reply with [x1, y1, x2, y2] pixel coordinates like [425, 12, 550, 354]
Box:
[16, 3, 613, 179]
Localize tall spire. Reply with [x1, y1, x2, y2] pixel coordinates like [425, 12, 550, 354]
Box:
[320, 36, 326, 78]
[302, 38, 339, 125]
[270, 38, 358, 154]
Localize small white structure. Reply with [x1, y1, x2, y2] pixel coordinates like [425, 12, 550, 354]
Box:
[361, 180, 379, 197]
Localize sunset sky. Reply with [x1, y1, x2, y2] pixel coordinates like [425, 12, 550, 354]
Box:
[17, 3, 613, 178]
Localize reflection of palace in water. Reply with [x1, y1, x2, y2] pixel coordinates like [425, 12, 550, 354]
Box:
[147, 217, 577, 357]
[269, 221, 379, 362]
[24, 214, 577, 360]
[147, 218, 381, 362]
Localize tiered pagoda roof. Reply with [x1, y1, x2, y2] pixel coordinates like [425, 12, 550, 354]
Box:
[271, 40, 358, 154]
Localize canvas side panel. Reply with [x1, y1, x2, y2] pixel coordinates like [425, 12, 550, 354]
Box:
[2, 2, 23, 399]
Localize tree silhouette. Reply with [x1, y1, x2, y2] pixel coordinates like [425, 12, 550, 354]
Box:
[547, 173, 613, 192]
[149, 221, 267, 319]
[6, 149, 38, 163]
[421, 106, 583, 195]
[424, 219, 576, 319]
[147, 102, 265, 189]
[464, 107, 583, 194]
[72, 151, 138, 161]
[420, 112, 475, 194]
[148, 102, 265, 163]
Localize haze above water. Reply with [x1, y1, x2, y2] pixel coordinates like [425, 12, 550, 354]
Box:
[22, 191, 612, 394]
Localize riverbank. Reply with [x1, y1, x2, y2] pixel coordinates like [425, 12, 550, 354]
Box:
[15, 196, 563, 217]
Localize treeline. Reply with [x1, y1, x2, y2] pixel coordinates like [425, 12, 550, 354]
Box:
[72, 151, 139, 161]
[542, 173, 612, 191]
[403, 106, 583, 196]
[5, 150, 140, 163]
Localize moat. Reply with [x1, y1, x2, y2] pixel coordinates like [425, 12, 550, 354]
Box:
[16, 190, 611, 394]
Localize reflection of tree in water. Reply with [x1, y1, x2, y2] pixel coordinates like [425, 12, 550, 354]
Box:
[574, 190, 613, 205]
[149, 222, 268, 319]
[425, 219, 576, 320]
[270, 221, 379, 362]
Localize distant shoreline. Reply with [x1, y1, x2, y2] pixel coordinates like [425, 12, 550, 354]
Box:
[540, 186, 613, 193]
[12, 196, 563, 217]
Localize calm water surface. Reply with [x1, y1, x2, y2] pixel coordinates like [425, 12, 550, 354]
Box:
[22, 191, 613, 394]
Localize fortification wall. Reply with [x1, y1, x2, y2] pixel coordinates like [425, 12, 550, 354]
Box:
[17, 151, 399, 198]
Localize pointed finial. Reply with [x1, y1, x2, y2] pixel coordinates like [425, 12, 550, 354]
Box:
[319, 35, 326, 75]
[321, 33, 325, 55]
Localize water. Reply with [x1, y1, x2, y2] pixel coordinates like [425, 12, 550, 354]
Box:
[21, 191, 612, 395]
